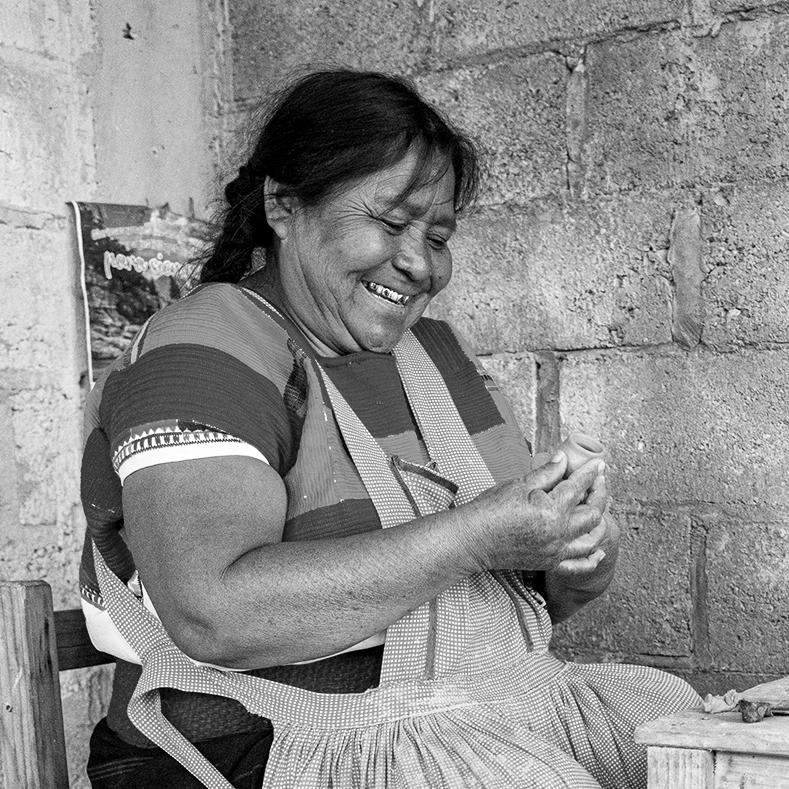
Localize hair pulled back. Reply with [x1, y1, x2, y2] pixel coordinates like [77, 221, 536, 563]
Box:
[199, 69, 480, 284]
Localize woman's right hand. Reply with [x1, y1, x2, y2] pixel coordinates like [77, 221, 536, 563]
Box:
[462, 453, 607, 573]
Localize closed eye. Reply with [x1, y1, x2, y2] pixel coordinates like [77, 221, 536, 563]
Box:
[428, 235, 449, 250]
[379, 217, 407, 233]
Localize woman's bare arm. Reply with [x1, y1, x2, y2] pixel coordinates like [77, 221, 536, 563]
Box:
[123, 453, 603, 669]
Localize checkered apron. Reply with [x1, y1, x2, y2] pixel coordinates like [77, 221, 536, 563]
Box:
[92, 317, 698, 788]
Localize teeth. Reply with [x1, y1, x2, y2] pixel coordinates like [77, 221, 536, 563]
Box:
[364, 281, 410, 305]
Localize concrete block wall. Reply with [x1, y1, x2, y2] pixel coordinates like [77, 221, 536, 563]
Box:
[228, 0, 789, 695]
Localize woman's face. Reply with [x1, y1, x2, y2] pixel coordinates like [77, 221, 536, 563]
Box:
[271, 150, 457, 355]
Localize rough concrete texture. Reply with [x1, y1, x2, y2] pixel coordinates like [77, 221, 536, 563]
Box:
[581, 17, 789, 196]
[428, 194, 674, 353]
[707, 520, 789, 674]
[416, 56, 567, 205]
[91, 1, 218, 217]
[229, 0, 431, 101]
[431, 0, 686, 63]
[1, 2, 109, 785]
[552, 506, 694, 661]
[710, 0, 789, 15]
[0, 59, 94, 213]
[675, 670, 787, 699]
[60, 666, 114, 789]
[0, 0, 93, 63]
[558, 348, 789, 511]
[0, 222, 85, 377]
[477, 352, 537, 446]
[701, 181, 789, 349]
[9, 387, 83, 527]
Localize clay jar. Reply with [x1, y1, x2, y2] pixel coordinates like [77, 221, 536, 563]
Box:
[558, 432, 605, 477]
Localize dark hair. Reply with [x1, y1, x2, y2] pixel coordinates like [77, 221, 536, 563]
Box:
[198, 69, 480, 284]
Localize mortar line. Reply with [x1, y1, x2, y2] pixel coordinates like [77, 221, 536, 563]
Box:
[534, 351, 561, 453]
[689, 519, 711, 668]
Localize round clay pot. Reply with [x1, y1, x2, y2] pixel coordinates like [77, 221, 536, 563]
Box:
[558, 432, 605, 475]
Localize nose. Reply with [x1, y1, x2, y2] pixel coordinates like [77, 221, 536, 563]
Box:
[393, 230, 431, 283]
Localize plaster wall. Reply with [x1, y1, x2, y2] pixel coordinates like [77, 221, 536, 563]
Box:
[0, 1, 228, 785]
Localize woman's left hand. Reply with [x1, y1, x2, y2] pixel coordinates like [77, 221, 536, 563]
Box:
[539, 465, 620, 621]
[554, 466, 615, 581]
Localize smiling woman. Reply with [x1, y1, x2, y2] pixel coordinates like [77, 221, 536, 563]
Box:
[256, 149, 456, 355]
[78, 70, 699, 789]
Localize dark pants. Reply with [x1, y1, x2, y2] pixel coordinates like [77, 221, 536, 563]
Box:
[87, 717, 274, 789]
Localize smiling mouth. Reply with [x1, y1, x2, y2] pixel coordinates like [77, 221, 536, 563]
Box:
[363, 280, 411, 306]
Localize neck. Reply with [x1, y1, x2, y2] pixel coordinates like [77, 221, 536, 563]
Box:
[241, 264, 342, 358]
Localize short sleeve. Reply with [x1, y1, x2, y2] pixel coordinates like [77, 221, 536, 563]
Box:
[114, 425, 268, 484]
[97, 284, 298, 478]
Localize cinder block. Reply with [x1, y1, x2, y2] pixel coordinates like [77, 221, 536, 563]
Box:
[0, 0, 92, 62]
[0, 59, 94, 212]
[689, 17, 789, 182]
[701, 184, 789, 350]
[431, 0, 684, 62]
[581, 31, 696, 197]
[9, 386, 83, 528]
[229, 0, 430, 102]
[477, 352, 537, 446]
[416, 56, 567, 205]
[582, 19, 789, 196]
[558, 347, 789, 510]
[707, 519, 789, 674]
[0, 223, 83, 378]
[428, 193, 673, 354]
[552, 506, 693, 660]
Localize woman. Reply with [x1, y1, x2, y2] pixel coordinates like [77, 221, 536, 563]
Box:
[80, 70, 699, 788]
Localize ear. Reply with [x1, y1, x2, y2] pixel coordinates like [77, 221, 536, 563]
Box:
[263, 176, 298, 241]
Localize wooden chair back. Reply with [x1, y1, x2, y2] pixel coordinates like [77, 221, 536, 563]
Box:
[0, 580, 112, 789]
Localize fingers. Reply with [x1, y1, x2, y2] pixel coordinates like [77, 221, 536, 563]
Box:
[585, 465, 608, 512]
[551, 458, 605, 510]
[563, 515, 607, 556]
[556, 549, 606, 575]
[525, 451, 567, 493]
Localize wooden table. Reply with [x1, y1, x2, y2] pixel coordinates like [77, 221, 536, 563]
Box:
[636, 706, 789, 788]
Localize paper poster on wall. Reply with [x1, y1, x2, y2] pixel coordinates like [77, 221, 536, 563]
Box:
[70, 201, 213, 383]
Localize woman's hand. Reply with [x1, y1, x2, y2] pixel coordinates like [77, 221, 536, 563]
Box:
[554, 460, 612, 577]
[462, 452, 608, 574]
[538, 462, 620, 622]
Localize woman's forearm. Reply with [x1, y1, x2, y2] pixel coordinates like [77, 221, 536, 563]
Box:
[175, 509, 480, 668]
[126, 455, 606, 668]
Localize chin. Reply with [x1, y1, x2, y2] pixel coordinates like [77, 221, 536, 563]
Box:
[358, 331, 403, 354]
[354, 315, 419, 354]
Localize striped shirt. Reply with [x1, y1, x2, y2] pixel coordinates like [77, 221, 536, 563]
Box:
[79, 282, 532, 743]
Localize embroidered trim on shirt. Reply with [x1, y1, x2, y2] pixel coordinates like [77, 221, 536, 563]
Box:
[114, 426, 268, 484]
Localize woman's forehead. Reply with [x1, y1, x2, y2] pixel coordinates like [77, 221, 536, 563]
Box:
[366, 156, 456, 216]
